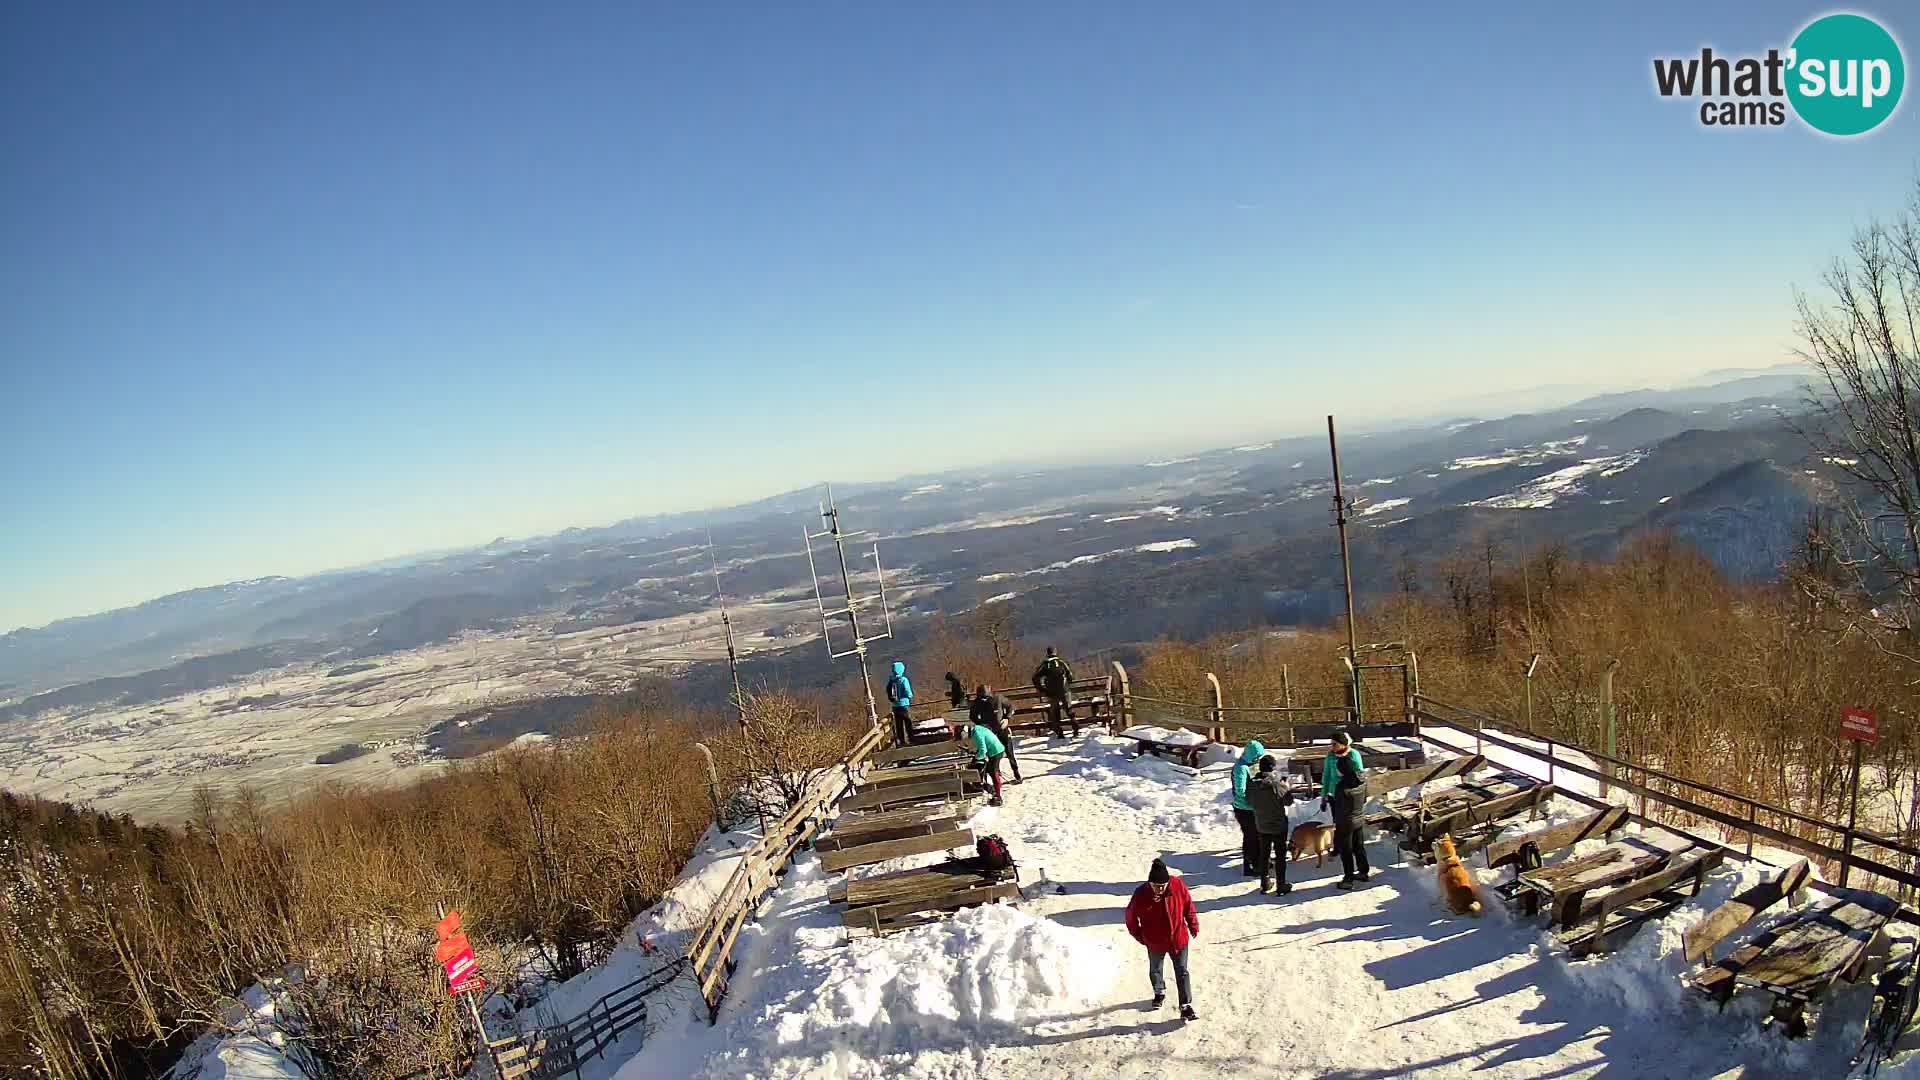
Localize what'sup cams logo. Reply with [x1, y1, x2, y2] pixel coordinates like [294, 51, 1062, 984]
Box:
[1653, 12, 1904, 135]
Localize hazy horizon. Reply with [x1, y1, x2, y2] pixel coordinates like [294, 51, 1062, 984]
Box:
[5, 3, 1913, 632]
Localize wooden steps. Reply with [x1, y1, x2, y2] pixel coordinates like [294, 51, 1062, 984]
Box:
[840, 776, 965, 813]
[843, 881, 1021, 933]
[818, 828, 974, 874]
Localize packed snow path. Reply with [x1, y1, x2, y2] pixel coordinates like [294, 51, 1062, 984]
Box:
[610, 733, 1893, 1080]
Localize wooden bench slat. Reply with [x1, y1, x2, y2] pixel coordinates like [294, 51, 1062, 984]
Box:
[839, 777, 965, 813]
[1487, 805, 1630, 871]
[1368, 754, 1486, 797]
[1684, 859, 1811, 964]
[815, 814, 961, 852]
[870, 740, 962, 767]
[818, 828, 975, 874]
[842, 881, 1020, 930]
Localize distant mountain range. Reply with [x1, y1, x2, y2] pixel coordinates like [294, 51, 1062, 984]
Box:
[1, 363, 1842, 714]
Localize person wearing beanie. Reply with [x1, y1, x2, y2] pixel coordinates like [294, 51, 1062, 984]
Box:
[1124, 858, 1200, 1021]
[1319, 729, 1370, 888]
[1230, 739, 1268, 877]
[1244, 755, 1296, 896]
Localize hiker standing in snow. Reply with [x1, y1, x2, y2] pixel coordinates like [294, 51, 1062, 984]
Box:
[1245, 755, 1295, 896]
[1320, 729, 1370, 889]
[1229, 739, 1267, 878]
[1125, 858, 1199, 1021]
[945, 671, 967, 709]
[970, 684, 1022, 784]
[1033, 647, 1078, 739]
[959, 721, 1007, 807]
[885, 661, 914, 746]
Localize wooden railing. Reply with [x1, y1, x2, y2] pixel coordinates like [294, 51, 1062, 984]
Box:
[685, 721, 888, 1022]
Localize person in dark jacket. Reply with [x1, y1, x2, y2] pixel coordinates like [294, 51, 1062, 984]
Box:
[885, 661, 913, 746]
[969, 684, 1022, 783]
[1032, 647, 1078, 738]
[1319, 729, 1370, 888]
[1244, 755, 1295, 896]
[945, 671, 967, 709]
[1124, 858, 1199, 1021]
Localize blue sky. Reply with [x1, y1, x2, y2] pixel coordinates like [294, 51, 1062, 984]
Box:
[2, 2, 1916, 632]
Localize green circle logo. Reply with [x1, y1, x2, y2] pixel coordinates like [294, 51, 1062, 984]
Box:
[1787, 13, 1905, 136]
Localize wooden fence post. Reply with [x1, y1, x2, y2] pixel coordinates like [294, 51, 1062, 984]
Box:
[1205, 672, 1223, 743]
[1281, 663, 1292, 708]
[1110, 661, 1131, 734]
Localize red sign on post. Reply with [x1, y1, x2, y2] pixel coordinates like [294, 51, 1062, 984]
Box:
[1841, 707, 1879, 744]
[435, 911, 484, 996]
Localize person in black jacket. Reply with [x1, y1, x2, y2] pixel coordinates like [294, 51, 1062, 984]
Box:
[1033, 647, 1078, 738]
[969, 685, 1022, 783]
[1319, 730, 1371, 889]
[945, 671, 967, 709]
[1243, 755, 1295, 896]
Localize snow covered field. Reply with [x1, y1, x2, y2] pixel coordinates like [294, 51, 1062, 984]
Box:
[573, 733, 1903, 1080]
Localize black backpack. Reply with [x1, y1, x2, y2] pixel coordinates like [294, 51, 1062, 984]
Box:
[977, 834, 1014, 874]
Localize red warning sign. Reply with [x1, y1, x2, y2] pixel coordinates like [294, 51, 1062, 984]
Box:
[1841, 707, 1879, 745]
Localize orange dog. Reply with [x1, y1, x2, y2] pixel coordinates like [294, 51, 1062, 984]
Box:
[1289, 822, 1335, 867]
[1434, 833, 1483, 916]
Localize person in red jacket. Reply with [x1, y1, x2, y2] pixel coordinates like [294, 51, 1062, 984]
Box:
[1124, 858, 1199, 1021]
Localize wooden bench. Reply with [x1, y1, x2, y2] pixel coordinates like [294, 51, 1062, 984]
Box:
[1121, 725, 1212, 767]
[1487, 804, 1630, 872]
[1000, 677, 1113, 734]
[862, 761, 964, 790]
[1367, 754, 1487, 798]
[1692, 888, 1899, 1036]
[1684, 859, 1811, 964]
[818, 827, 975, 874]
[814, 804, 962, 852]
[869, 739, 964, 768]
[843, 881, 1020, 934]
[1512, 831, 1693, 923]
[1376, 773, 1555, 854]
[1553, 846, 1725, 957]
[839, 776, 966, 814]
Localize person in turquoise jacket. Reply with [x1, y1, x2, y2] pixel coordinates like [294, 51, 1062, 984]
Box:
[885, 661, 914, 746]
[1319, 730, 1370, 888]
[961, 722, 1008, 806]
[1230, 739, 1266, 878]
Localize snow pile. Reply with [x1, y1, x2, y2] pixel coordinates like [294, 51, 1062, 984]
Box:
[704, 904, 1121, 1080]
[1119, 725, 1209, 747]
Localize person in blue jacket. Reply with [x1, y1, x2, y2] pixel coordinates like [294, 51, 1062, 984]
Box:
[884, 661, 913, 745]
[1230, 739, 1267, 878]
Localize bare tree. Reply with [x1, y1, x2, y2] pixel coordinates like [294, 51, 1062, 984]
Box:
[1796, 177, 1920, 663]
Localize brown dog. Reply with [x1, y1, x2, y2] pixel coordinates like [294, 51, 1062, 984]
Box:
[1434, 833, 1484, 916]
[1289, 822, 1335, 867]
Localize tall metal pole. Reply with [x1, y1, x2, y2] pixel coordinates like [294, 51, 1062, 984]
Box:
[707, 533, 747, 728]
[823, 486, 881, 729]
[1842, 739, 1864, 888]
[1328, 415, 1360, 669]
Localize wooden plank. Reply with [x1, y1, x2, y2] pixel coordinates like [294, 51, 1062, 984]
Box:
[824, 802, 955, 838]
[830, 861, 976, 904]
[1684, 859, 1812, 964]
[1414, 783, 1555, 846]
[1558, 892, 1687, 958]
[862, 761, 962, 789]
[1561, 847, 1725, 932]
[1487, 805, 1630, 871]
[842, 881, 1019, 930]
[1733, 889, 1900, 1001]
[1368, 754, 1487, 796]
[844, 865, 1002, 909]
[870, 740, 962, 767]
[818, 828, 974, 874]
[815, 814, 961, 852]
[840, 776, 964, 813]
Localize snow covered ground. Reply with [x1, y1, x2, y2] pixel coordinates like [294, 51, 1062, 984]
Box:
[587, 733, 1905, 1080]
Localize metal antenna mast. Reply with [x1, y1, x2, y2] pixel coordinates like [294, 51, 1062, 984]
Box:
[707, 530, 747, 727]
[802, 483, 893, 729]
[1327, 415, 1360, 663]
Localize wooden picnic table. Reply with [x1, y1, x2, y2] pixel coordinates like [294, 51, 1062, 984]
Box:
[1732, 889, 1899, 1003]
[1512, 833, 1692, 923]
[1376, 773, 1531, 826]
[862, 761, 963, 790]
